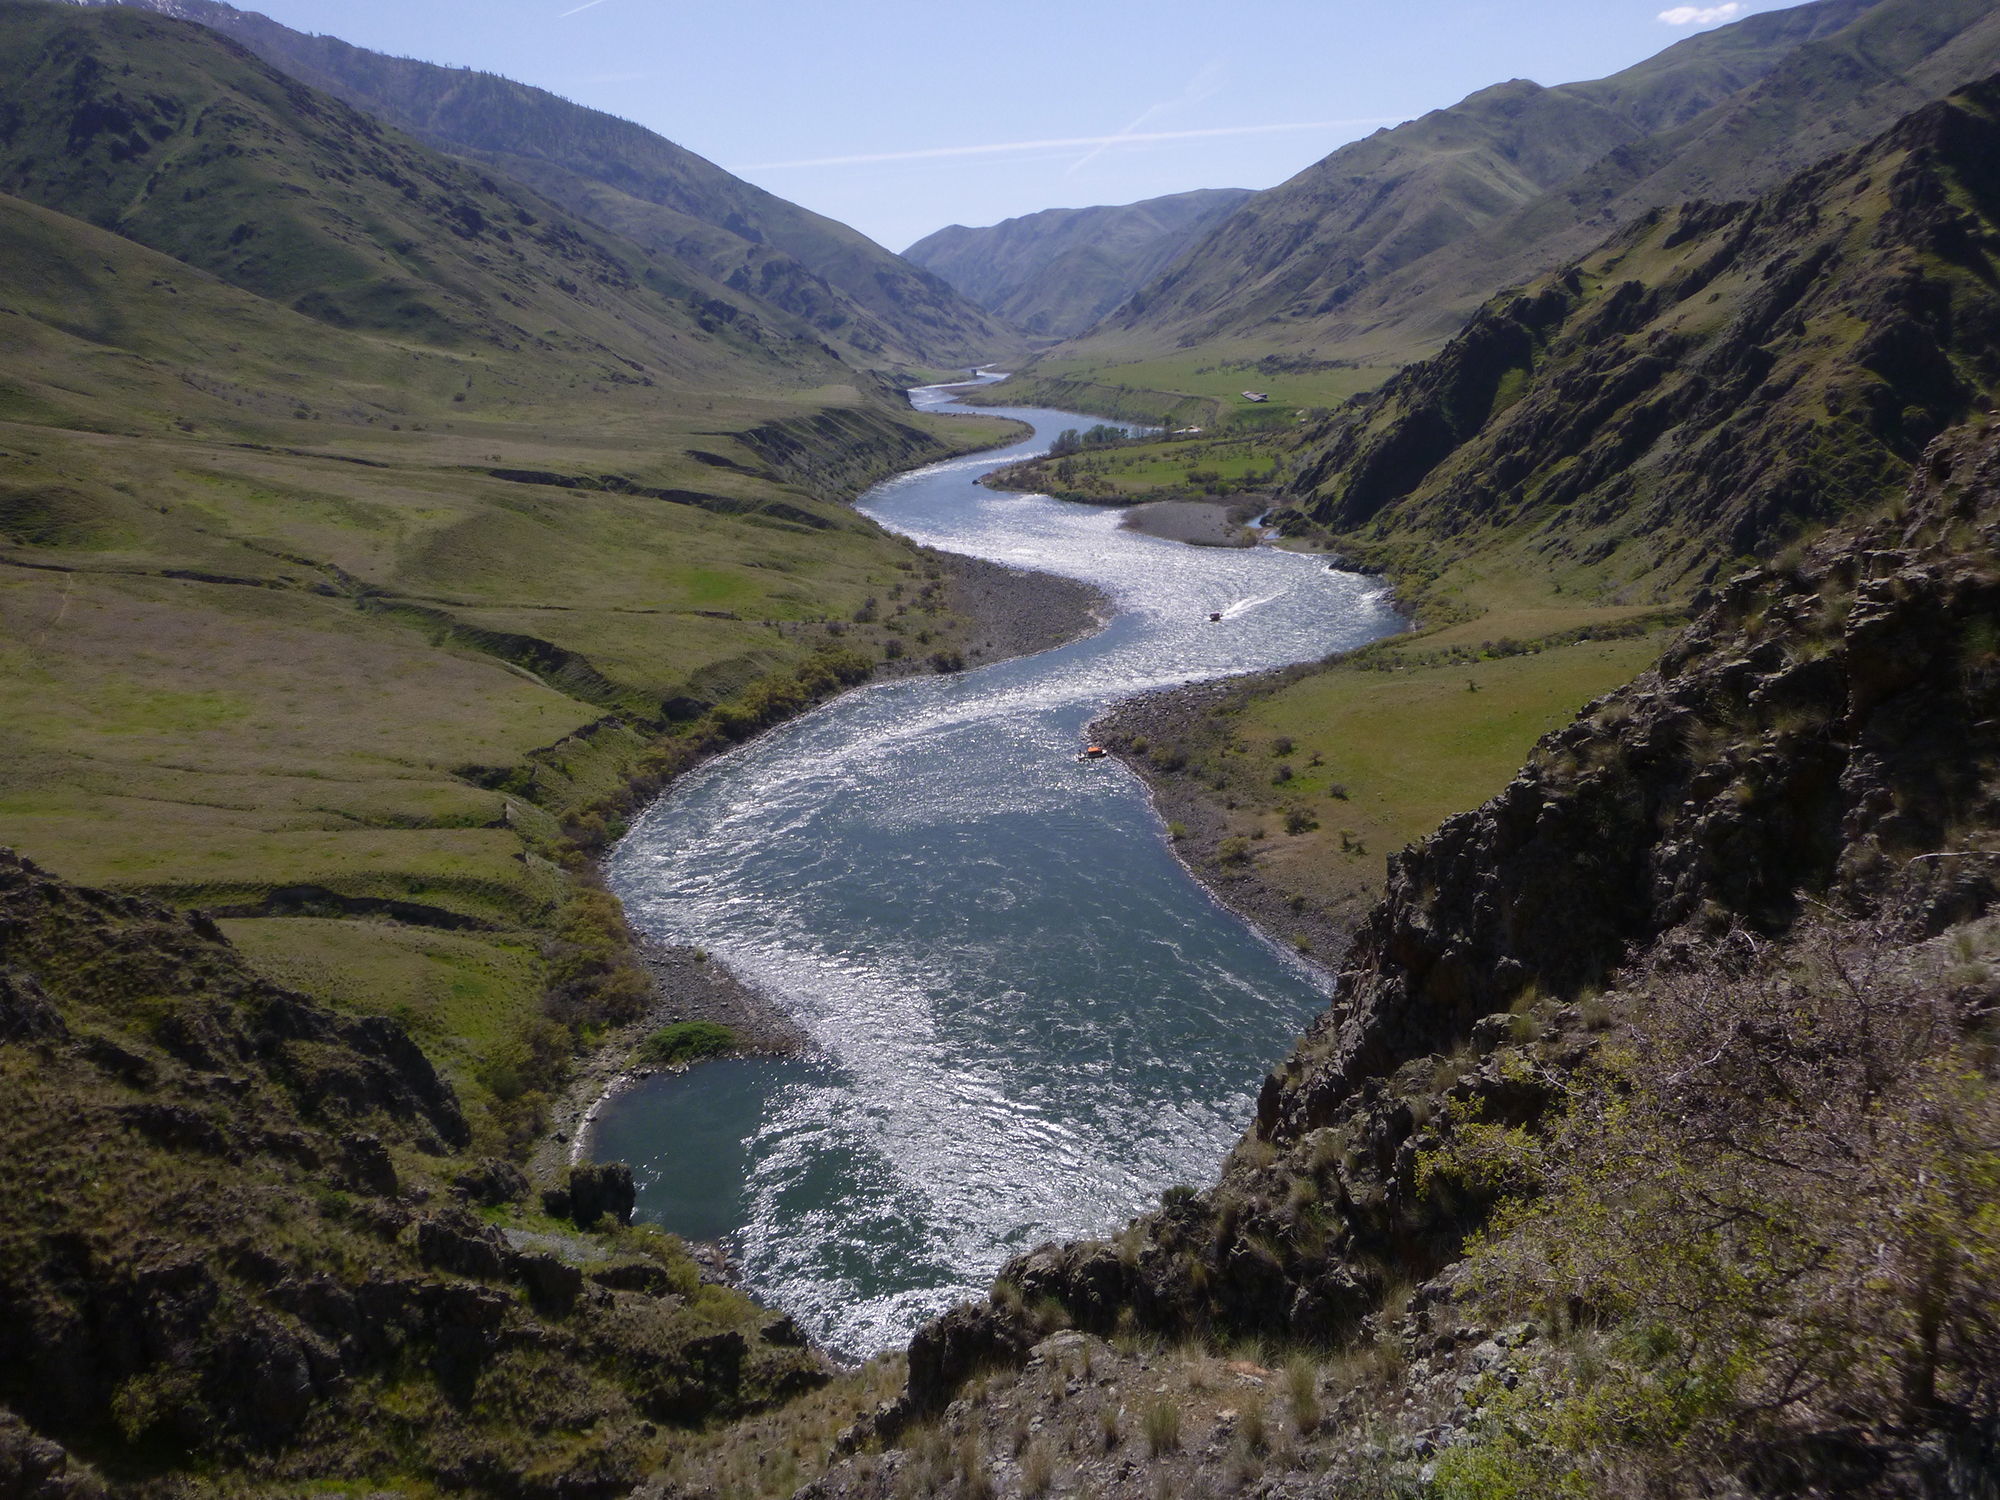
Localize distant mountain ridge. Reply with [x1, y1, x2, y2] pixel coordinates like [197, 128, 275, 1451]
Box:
[1031, 0, 2000, 377]
[63, 0, 1022, 369]
[904, 189, 1253, 339]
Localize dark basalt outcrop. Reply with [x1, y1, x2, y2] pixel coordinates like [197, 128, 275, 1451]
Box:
[880, 419, 2000, 1486]
[0, 849, 826, 1495]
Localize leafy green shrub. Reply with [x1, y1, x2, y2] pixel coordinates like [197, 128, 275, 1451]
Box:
[636, 1021, 737, 1067]
[1428, 918, 2000, 1494]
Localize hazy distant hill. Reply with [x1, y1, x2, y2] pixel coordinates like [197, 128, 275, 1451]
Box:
[65, 0, 1023, 369]
[997, 0, 2000, 418]
[904, 189, 1253, 339]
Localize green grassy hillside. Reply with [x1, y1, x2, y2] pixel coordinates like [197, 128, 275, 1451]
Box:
[985, 0, 2000, 423]
[0, 3, 1024, 1152]
[67, 0, 1023, 372]
[0, 848, 834, 1496]
[1282, 76, 2000, 608]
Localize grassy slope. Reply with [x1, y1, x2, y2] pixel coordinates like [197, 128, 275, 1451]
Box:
[1086, 70, 2000, 924]
[0, 4, 1023, 1147]
[70, 0, 1023, 371]
[0, 849, 835, 1497]
[1284, 78, 2000, 618]
[979, 0, 2000, 427]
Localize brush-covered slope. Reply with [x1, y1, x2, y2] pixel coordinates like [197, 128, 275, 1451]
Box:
[1282, 75, 2000, 603]
[0, 0, 1023, 1153]
[903, 189, 1253, 339]
[990, 0, 2000, 433]
[65, 0, 1021, 370]
[807, 423, 2000, 1500]
[0, 848, 829, 1497]
[1062, 0, 1886, 360]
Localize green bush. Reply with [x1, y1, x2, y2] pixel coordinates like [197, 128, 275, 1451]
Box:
[1427, 917, 2000, 1493]
[636, 1021, 737, 1067]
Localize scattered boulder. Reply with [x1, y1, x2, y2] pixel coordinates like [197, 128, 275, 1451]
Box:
[564, 1162, 635, 1229]
[451, 1158, 529, 1208]
[0, 1409, 104, 1499]
[509, 1253, 583, 1316]
[0, 971, 64, 1044]
[590, 1261, 674, 1296]
[337, 1133, 397, 1197]
[415, 1206, 509, 1280]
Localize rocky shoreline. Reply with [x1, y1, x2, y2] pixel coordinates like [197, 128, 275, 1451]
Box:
[1092, 677, 1362, 974]
[933, 548, 1110, 664]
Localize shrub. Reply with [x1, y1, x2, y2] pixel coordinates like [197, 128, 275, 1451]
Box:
[1285, 1356, 1321, 1436]
[1141, 1400, 1181, 1456]
[1021, 1441, 1055, 1496]
[636, 1021, 737, 1067]
[1429, 917, 2000, 1495]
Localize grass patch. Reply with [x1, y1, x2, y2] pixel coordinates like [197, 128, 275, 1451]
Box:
[1144, 615, 1675, 924]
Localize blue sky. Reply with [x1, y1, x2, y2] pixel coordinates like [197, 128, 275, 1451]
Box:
[220, 0, 1799, 251]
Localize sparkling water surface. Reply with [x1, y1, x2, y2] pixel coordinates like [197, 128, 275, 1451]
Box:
[594, 385, 1399, 1354]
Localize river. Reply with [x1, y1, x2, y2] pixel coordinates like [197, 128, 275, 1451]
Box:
[593, 388, 1399, 1355]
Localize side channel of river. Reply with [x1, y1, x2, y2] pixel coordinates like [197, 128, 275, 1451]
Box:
[593, 387, 1400, 1355]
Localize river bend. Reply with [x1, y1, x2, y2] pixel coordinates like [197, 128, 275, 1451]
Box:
[595, 390, 1398, 1354]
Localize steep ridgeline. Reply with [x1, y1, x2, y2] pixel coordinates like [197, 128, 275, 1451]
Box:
[62, 0, 1020, 370]
[0, 0, 834, 383]
[1282, 76, 2000, 602]
[1043, 0, 2000, 381]
[822, 426, 2000, 1500]
[1062, 0, 1888, 360]
[1389, 0, 2000, 347]
[903, 189, 1253, 340]
[0, 849, 826, 1497]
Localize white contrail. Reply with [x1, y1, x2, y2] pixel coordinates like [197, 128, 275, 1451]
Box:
[738, 118, 1400, 172]
[1067, 60, 1230, 176]
[559, 0, 617, 16]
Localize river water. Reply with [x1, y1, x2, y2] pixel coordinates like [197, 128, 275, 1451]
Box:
[594, 388, 1398, 1354]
